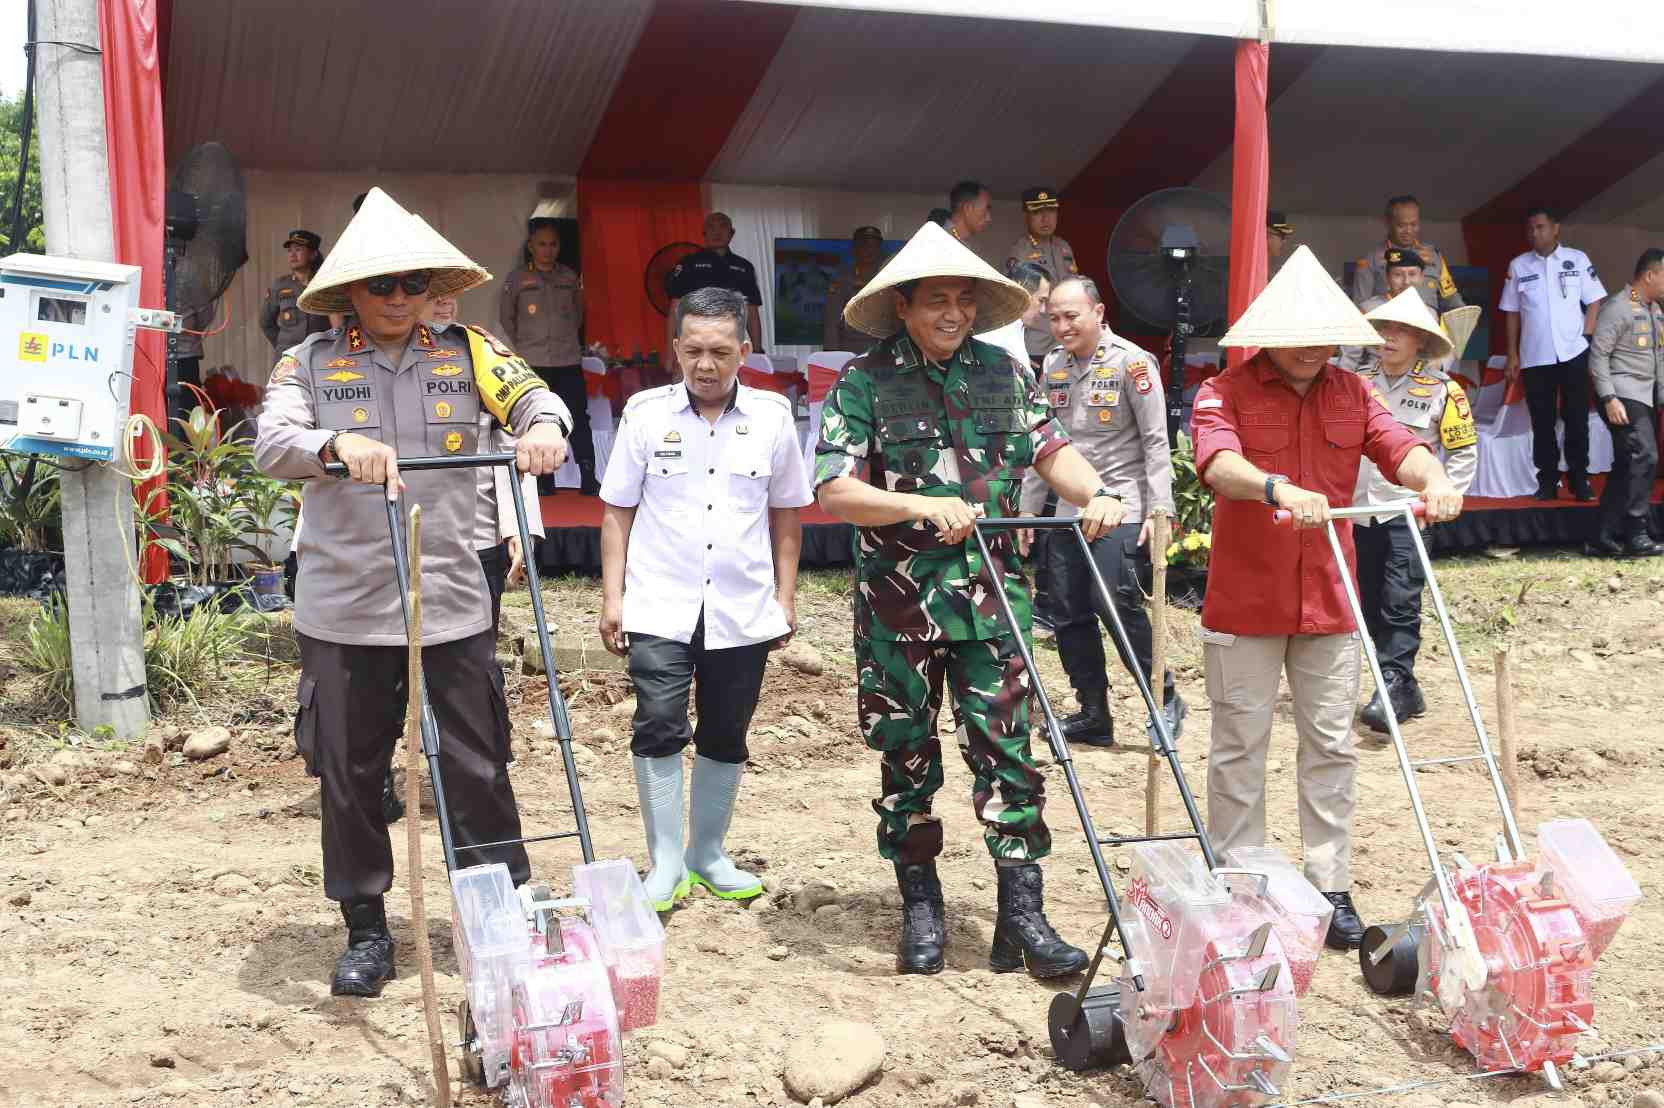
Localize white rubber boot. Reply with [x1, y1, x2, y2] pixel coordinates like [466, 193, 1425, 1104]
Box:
[632, 755, 690, 911]
[684, 755, 763, 901]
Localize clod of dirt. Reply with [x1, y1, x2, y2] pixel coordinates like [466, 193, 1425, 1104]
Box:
[213, 873, 257, 897]
[646, 1040, 689, 1069]
[183, 726, 232, 761]
[8, 889, 31, 906]
[794, 882, 840, 916]
[777, 643, 825, 677]
[148, 1050, 175, 1068]
[35, 763, 67, 787]
[611, 697, 637, 721]
[1632, 1092, 1664, 1108]
[783, 1020, 885, 1104]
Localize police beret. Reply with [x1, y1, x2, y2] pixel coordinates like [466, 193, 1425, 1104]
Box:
[283, 229, 321, 251]
[1384, 247, 1424, 270]
[852, 225, 883, 242]
[1022, 188, 1060, 211]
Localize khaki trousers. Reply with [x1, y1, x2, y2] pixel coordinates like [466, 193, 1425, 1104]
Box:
[1201, 629, 1359, 891]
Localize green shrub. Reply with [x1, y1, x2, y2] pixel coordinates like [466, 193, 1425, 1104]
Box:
[23, 594, 74, 710]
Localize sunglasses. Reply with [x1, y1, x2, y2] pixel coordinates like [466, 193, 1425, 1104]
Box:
[364, 271, 432, 297]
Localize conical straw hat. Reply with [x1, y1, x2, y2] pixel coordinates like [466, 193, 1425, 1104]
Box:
[298, 187, 491, 314]
[1219, 244, 1382, 348]
[843, 220, 1031, 338]
[1440, 304, 1481, 361]
[1364, 288, 1454, 361]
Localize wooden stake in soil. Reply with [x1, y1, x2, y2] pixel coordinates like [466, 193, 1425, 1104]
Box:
[1494, 647, 1520, 816]
[1146, 512, 1171, 837]
[403, 506, 452, 1108]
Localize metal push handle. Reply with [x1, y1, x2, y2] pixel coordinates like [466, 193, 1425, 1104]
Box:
[327, 453, 596, 865]
[1271, 499, 1524, 861]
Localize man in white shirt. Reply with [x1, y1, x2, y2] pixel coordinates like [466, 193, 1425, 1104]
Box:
[1499, 206, 1608, 501]
[599, 286, 813, 912]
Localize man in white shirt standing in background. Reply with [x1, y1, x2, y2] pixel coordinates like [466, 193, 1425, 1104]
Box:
[599, 286, 814, 912]
[1499, 206, 1608, 501]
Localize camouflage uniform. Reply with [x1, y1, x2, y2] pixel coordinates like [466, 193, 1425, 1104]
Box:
[814, 333, 1070, 864]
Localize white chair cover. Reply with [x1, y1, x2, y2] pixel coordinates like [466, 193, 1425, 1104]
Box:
[1469, 382, 1537, 499]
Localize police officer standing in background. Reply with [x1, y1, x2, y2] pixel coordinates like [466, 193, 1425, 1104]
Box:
[666, 212, 765, 377]
[1004, 188, 1078, 288]
[816, 222, 1123, 981]
[1339, 247, 1430, 371]
[1586, 248, 1664, 557]
[1352, 290, 1478, 733]
[1351, 195, 1464, 314]
[945, 181, 994, 245]
[261, 229, 333, 357]
[1019, 276, 1184, 748]
[1500, 206, 1608, 501]
[823, 226, 887, 353]
[255, 189, 572, 998]
[499, 216, 596, 494]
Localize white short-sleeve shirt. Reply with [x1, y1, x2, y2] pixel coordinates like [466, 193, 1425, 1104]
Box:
[599, 383, 814, 649]
[1498, 245, 1607, 368]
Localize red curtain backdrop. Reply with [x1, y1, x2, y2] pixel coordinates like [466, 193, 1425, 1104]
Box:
[99, 0, 169, 582]
[576, 179, 704, 362]
[1226, 40, 1270, 370]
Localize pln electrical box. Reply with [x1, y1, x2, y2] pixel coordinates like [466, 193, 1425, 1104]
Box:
[0, 253, 145, 462]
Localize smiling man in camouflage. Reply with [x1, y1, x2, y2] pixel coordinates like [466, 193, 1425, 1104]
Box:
[816, 221, 1121, 980]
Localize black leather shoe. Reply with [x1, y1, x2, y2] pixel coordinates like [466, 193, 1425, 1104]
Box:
[1534, 480, 1559, 501]
[1626, 531, 1664, 558]
[381, 768, 405, 825]
[1323, 891, 1366, 951]
[1571, 477, 1596, 502]
[990, 863, 1088, 978]
[332, 898, 396, 997]
[1584, 532, 1625, 558]
[579, 464, 602, 497]
[1061, 693, 1114, 748]
[1360, 673, 1424, 733]
[894, 862, 946, 975]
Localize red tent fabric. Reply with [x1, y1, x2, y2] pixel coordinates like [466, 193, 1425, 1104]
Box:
[99, 0, 168, 582]
[1225, 40, 1269, 370]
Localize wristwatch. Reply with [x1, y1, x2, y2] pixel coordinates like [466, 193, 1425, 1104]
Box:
[1092, 487, 1119, 502]
[1264, 473, 1289, 506]
[321, 430, 342, 465]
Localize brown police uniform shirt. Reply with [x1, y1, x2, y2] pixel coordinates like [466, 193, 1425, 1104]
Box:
[1005, 233, 1079, 286]
[822, 262, 882, 353]
[1589, 284, 1664, 408]
[1018, 331, 1173, 520]
[497, 263, 583, 367]
[254, 320, 571, 647]
[260, 272, 332, 353]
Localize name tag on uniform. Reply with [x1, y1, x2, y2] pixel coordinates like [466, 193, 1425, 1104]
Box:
[654, 449, 682, 459]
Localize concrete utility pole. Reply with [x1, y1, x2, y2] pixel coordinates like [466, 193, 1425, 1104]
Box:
[33, 0, 151, 739]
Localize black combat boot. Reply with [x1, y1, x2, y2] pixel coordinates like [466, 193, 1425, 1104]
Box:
[989, 863, 1088, 978]
[894, 862, 946, 975]
[1359, 673, 1425, 734]
[1625, 520, 1664, 558]
[1570, 476, 1596, 502]
[331, 897, 396, 997]
[1584, 530, 1625, 558]
[1060, 691, 1114, 748]
[1323, 891, 1366, 950]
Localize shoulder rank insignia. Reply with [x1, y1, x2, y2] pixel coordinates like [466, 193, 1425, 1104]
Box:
[346, 325, 365, 353]
[430, 364, 464, 377]
[416, 324, 436, 349]
[325, 357, 358, 369]
[322, 370, 365, 384]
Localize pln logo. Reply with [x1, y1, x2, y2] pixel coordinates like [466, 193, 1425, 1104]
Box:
[17, 332, 97, 364]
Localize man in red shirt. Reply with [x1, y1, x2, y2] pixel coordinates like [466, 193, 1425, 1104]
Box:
[1192, 246, 1464, 951]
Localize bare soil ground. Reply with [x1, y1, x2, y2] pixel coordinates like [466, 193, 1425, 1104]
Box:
[1, 549, 1662, 1108]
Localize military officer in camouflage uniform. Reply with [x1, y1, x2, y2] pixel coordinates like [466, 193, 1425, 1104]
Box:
[1019, 276, 1185, 748]
[823, 225, 887, 354]
[256, 189, 572, 999]
[816, 222, 1121, 980]
[1352, 290, 1477, 733]
[260, 229, 333, 356]
[1004, 188, 1078, 289]
[1587, 249, 1664, 558]
[1351, 195, 1465, 313]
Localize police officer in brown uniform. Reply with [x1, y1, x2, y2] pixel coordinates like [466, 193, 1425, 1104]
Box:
[255, 189, 572, 998]
[1019, 277, 1184, 747]
[499, 217, 594, 494]
[1587, 248, 1664, 558]
[260, 230, 333, 356]
[1005, 188, 1078, 290]
[823, 225, 886, 353]
[1350, 195, 1465, 313]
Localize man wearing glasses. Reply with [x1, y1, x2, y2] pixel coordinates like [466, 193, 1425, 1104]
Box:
[256, 189, 572, 999]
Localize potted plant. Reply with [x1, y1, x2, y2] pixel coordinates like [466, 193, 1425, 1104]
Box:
[238, 473, 300, 595]
[1165, 430, 1214, 610]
